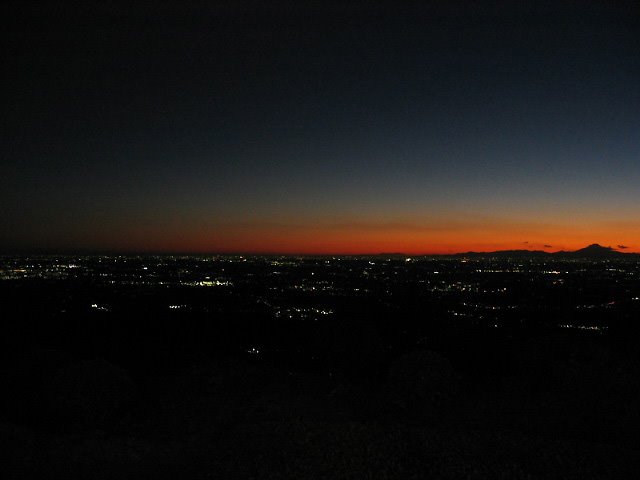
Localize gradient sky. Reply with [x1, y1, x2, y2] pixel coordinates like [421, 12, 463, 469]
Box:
[2, 1, 640, 254]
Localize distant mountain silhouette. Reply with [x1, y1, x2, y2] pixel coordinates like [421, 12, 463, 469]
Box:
[556, 243, 628, 258]
[455, 249, 550, 259]
[455, 250, 551, 258]
[454, 244, 635, 259]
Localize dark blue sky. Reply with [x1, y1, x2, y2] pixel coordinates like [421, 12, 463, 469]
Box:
[2, 1, 639, 253]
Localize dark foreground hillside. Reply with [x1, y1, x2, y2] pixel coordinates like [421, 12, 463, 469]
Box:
[3, 327, 640, 479]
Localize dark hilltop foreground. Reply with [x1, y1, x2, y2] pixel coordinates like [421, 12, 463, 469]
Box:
[2, 247, 640, 479]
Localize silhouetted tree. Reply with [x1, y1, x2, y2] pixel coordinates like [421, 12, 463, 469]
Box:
[49, 359, 135, 429]
[387, 350, 460, 413]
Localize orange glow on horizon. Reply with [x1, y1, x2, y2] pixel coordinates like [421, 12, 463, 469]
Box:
[68, 218, 640, 255]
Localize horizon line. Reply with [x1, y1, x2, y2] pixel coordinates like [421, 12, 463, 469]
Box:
[1, 243, 636, 257]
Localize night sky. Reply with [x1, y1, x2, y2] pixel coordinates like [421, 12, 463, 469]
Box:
[3, 1, 639, 254]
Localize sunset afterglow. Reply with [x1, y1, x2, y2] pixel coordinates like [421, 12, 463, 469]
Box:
[2, 3, 638, 255]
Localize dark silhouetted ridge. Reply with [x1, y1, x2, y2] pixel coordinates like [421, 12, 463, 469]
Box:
[454, 244, 635, 259]
[558, 244, 627, 258]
